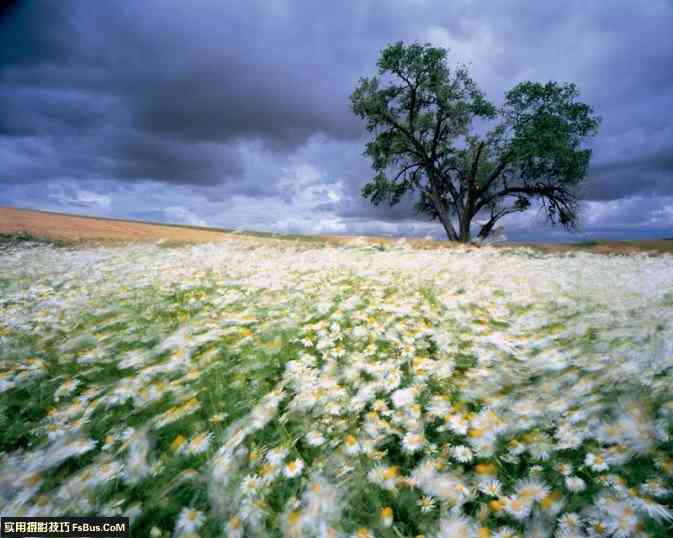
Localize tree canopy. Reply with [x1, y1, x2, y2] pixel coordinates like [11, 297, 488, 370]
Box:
[350, 42, 601, 242]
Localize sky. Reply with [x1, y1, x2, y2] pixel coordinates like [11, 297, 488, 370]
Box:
[1, 0, 672, 242]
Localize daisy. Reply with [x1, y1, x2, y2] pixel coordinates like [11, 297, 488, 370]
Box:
[225, 516, 243, 538]
[479, 479, 502, 497]
[240, 474, 261, 495]
[391, 387, 415, 408]
[557, 512, 582, 533]
[427, 396, 452, 417]
[493, 527, 519, 538]
[516, 478, 550, 503]
[209, 413, 227, 423]
[629, 496, 673, 522]
[402, 432, 425, 454]
[437, 515, 477, 538]
[565, 476, 586, 493]
[585, 453, 609, 472]
[266, 447, 289, 465]
[325, 402, 342, 416]
[368, 465, 399, 492]
[372, 399, 389, 413]
[451, 445, 473, 463]
[97, 461, 123, 482]
[445, 414, 469, 435]
[418, 496, 436, 513]
[174, 508, 205, 536]
[187, 432, 212, 455]
[343, 434, 361, 455]
[556, 462, 574, 476]
[169, 434, 188, 456]
[380, 506, 393, 528]
[306, 430, 325, 446]
[284, 459, 304, 479]
[607, 512, 638, 537]
[475, 462, 498, 476]
[503, 496, 532, 520]
[639, 478, 670, 498]
[54, 379, 79, 401]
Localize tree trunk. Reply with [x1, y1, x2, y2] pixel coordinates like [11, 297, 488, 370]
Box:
[438, 211, 459, 241]
[427, 183, 459, 241]
[458, 212, 471, 243]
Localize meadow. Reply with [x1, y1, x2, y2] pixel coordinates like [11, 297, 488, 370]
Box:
[1, 236, 672, 538]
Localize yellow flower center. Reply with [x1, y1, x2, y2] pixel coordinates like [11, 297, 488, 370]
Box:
[475, 463, 497, 475]
[287, 511, 301, 526]
[383, 466, 399, 480]
[489, 499, 504, 512]
[380, 507, 393, 520]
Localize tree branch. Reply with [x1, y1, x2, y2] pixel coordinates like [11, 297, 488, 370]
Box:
[392, 163, 421, 183]
[469, 142, 485, 188]
[477, 204, 519, 239]
[475, 153, 511, 198]
[430, 105, 446, 161]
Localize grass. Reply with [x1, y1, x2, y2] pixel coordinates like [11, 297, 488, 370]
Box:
[0, 231, 73, 249]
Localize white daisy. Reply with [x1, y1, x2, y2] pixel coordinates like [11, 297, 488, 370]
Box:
[478, 478, 502, 497]
[584, 452, 609, 472]
[451, 445, 473, 463]
[565, 476, 586, 493]
[174, 508, 205, 536]
[503, 496, 533, 520]
[284, 458, 304, 479]
[306, 430, 325, 447]
[391, 387, 416, 408]
[265, 446, 289, 465]
[343, 434, 361, 455]
[187, 432, 212, 455]
[418, 495, 436, 513]
[402, 432, 425, 454]
[436, 514, 477, 538]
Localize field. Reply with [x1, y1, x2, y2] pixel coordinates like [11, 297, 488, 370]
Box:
[3, 207, 673, 255]
[0, 207, 235, 244]
[1, 212, 673, 537]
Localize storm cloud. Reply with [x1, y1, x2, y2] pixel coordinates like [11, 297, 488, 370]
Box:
[1, 0, 672, 240]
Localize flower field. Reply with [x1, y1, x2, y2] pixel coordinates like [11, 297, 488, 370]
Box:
[1, 237, 672, 537]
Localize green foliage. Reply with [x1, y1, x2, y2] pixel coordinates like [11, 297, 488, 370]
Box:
[0, 231, 71, 249]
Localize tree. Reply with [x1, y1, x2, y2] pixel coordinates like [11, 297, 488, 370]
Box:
[350, 42, 601, 242]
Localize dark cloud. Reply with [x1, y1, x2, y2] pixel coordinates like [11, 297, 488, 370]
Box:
[0, 1, 75, 68]
[584, 143, 673, 201]
[1, 0, 672, 239]
[105, 131, 244, 185]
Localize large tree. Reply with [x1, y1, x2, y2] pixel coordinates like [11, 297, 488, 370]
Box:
[350, 42, 601, 242]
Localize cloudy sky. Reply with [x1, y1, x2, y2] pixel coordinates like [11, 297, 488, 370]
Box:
[1, 0, 672, 241]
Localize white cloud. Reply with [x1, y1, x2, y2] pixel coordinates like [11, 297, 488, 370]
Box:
[163, 206, 209, 227]
[76, 191, 111, 208]
[46, 185, 111, 209]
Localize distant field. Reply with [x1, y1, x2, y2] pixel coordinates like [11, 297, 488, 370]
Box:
[0, 207, 235, 244]
[1, 207, 673, 255]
